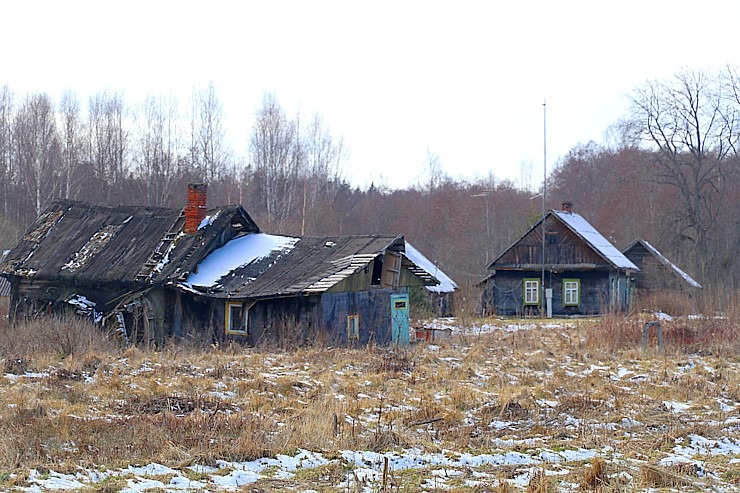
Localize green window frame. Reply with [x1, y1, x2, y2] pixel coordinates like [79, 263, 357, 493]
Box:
[523, 278, 540, 306]
[563, 279, 580, 306]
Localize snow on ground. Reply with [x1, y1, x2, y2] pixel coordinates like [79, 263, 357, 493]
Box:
[18, 433, 740, 492]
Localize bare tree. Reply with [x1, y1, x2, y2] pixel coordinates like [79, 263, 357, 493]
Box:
[136, 94, 183, 206]
[14, 93, 62, 216]
[300, 114, 346, 233]
[190, 82, 227, 183]
[416, 149, 443, 194]
[58, 90, 85, 200]
[249, 93, 299, 228]
[0, 86, 14, 217]
[88, 91, 128, 203]
[628, 69, 738, 282]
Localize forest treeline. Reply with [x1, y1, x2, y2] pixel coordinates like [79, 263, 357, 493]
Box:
[0, 69, 738, 295]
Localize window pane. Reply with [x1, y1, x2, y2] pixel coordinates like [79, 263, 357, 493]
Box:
[230, 305, 243, 330]
[564, 281, 578, 305]
[524, 280, 539, 304]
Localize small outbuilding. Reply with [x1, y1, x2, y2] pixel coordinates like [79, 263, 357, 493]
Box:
[480, 203, 639, 316]
[621, 239, 702, 293]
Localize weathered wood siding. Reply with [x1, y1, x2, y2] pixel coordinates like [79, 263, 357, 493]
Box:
[319, 289, 395, 345]
[483, 269, 629, 316]
[496, 217, 607, 268]
[623, 242, 698, 292]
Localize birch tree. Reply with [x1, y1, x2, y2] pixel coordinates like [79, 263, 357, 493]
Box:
[0, 86, 13, 217]
[14, 93, 61, 216]
[136, 94, 183, 206]
[58, 90, 85, 200]
[190, 82, 226, 183]
[249, 93, 299, 227]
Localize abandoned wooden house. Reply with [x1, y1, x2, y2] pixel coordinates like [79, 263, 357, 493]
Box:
[621, 239, 702, 293]
[480, 203, 639, 316]
[0, 185, 440, 346]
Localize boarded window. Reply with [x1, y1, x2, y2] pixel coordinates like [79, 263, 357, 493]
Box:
[563, 279, 580, 306]
[524, 279, 539, 305]
[347, 315, 359, 339]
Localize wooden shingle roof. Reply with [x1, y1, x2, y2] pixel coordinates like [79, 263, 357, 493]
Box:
[181, 234, 439, 299]
[0, 199, 259, 286]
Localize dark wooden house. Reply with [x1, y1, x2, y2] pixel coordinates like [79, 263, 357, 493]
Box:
[622, 239, 702, 293]
[0, 186, 439, 346]
[480, 204, 639, 316]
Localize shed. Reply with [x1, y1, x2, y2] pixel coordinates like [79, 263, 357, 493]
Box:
[621, 239, 702, 292]
[480, 203, 639, 316]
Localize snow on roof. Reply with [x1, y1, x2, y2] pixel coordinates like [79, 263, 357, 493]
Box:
[404, 242, 457, 293]
[185, 233, 299, 288]
[638, 239, 702, 288]
[554, 211, 639, 270]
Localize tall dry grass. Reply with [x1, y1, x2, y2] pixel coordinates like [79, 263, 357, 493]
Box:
[0, 303, 736, 491]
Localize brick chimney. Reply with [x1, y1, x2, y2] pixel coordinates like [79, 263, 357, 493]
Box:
[184, 183, 208, 234]
[561, 201, 574, 214]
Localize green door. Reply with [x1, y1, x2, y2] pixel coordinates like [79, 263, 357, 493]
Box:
[391, 293, 410, 346]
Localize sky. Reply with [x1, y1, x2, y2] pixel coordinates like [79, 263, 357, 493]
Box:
[2, 1, 739, 190]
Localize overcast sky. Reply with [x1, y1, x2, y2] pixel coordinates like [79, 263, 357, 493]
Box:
[2, 1, 739, 190]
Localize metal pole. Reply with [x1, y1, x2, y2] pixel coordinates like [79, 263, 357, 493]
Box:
[541, 100, 547, 315]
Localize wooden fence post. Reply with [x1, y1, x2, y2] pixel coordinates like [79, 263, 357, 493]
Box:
[642, 321, 663, 350]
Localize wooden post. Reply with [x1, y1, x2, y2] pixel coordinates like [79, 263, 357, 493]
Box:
[642, 321, 663, 350]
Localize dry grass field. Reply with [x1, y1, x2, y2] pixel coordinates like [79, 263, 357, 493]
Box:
[0, 310, 737, 492]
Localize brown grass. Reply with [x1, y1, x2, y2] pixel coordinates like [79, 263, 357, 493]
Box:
[638, 463, 696, 488]
[0, 308, 737, 491]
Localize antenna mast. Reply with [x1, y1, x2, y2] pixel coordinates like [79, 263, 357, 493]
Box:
[541, 100, 547, 316]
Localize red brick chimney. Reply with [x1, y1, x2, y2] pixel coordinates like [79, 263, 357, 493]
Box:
[184, 183, 208, 234]
[561, 201, 573, 214]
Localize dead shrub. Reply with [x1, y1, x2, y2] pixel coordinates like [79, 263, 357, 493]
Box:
[377, 350, 414, 373]
[0, 315, 119, 360]
[635, 291, 697, 317]
[581, 457, 607, 489]
[2, 356, 31, 374]
[526, 466, 556, 492]
[638, 464, 694, 488]
[559, 395, 605, 413]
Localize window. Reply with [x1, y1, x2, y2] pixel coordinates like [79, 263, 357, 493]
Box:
[347, 315, 359, 339]
[563, 279, 580, 306]
[523, 279, 539, 305]
[225, 301, 247, 335]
